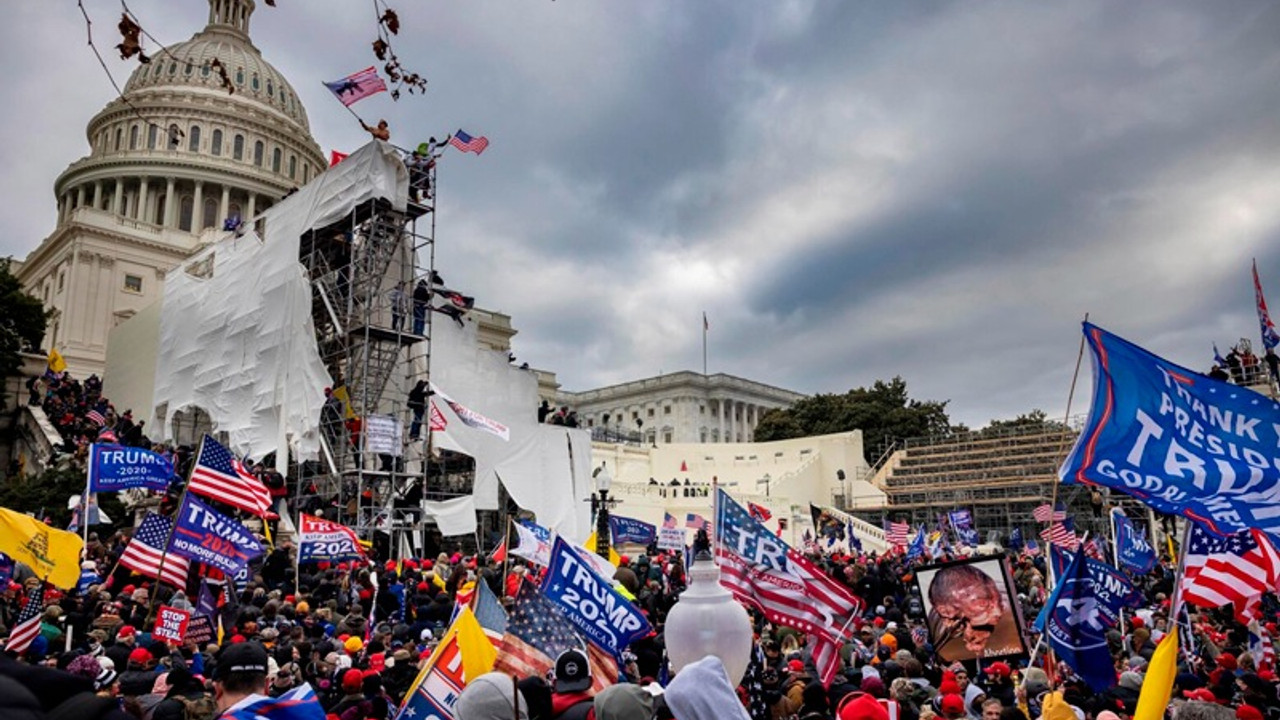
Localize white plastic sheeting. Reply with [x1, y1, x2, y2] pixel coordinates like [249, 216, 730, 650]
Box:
[152, 142, 409, 464]
[424, 319, 593, 540]
[421, 495, 478, 537]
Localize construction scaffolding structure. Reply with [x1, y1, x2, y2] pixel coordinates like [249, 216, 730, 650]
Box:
[290, 157, 478, 557]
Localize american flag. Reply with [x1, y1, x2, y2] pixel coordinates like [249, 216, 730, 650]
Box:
[715, 489, 862, 687]
[685, 513, 709, 531]
[448, 129, 490, 155]
[322, 66, 387, 107]
[493, 581, 615, 693]
[1033, 503, 1067, 523]
[1249, 620, 1276, 672]
[1083, 538, 1104, 561]
[6, 580, 47, 654]
[86, 409, 106, 426]
[189, 435, 271, 516]
[1182, 523, 1280, 623]
[119, 513, 190, 588]
[884, 520, 910, 547]
[472, 579, 508, 644]
[1040, 521, 1080, 551]
[1025, 538, 1041, 556]
[98, 428, 118, 443]
[662, 512, 678, 530]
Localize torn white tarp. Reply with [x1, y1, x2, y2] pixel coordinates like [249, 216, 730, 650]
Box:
[420, 319, 593, 539]
[422, 495, 478, 537]
[152, 141, 409, 463]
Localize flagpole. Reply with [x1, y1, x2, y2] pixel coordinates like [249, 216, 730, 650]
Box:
[702, 312, 707, 376]
[1045, 312, 1089, 582]
[146, 441, 201, 626]
[1109, 509, 1127, 635]
[501, 514, 512, 583]
[294, 511, 302, 598]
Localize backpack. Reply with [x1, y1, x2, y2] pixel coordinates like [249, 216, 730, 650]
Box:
[178, 693, 219, 720]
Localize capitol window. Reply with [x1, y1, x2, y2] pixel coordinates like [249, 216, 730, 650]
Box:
[114, 128, 122, 151]
[168, 124, 181, 149]
[272, 148, 281, 173]
[201, 63, 211, 77]
[235, 68, 244, 86]
[211, 129, 223, 156]
[251, 73, 260, 91]
[185, 62, 193, 76]
[233, 134, 244, 161]
[123, 274, 143, 294]
[168, 62, 177, 76]
[254, 140, 264, 167]
[179, 196, 194, 231]
[288, 155, 296, 179]
[266, 80, 274, 97]
[129, 125, 139, 150]
[147, 125, 158, 150]
[188, 125, 201, 152]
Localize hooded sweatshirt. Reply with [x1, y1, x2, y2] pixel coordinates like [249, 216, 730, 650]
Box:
[457, 672, 529, 720]
[664, 656, 751, 720]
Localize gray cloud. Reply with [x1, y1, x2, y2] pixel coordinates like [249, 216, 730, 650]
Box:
[7, 1, 1280, 430]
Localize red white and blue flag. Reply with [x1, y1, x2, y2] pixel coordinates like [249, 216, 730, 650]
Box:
[1254, 260, 1280, 350]
[7, 580, 47, 655]
[685, 513, 709, 531]
[662, 512, 678, 530]
[86, 409, 106, 426]
[189, 435, 272, 516]
[1182, 522, 1280, 623]
[119, 513, 190, 588]
[448, 129, 490, 155]
[748, 502, 773, 522]
[884, 520, 910, 547]
[715, 489, 861, 688]
[323, 67, 387, 107]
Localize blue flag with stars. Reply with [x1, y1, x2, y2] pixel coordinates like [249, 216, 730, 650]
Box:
[1113, 509, 1157, 575]
[906, 527, 926, 560]
[1036, 548, 1139, 691]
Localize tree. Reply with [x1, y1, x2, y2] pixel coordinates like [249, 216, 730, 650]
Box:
[754, 377, 956, 464]
[0, 258, 47, 408]
[973, 409, 1070, 438]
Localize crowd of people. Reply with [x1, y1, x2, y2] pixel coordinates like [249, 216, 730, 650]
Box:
[0, 509, 1275, 720]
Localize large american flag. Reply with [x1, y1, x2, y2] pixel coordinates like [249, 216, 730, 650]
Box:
[493, 581, 614, 693]
[6, 581, 47, 654]
[884, 520, 910, 547]
[119, 513, 190, 588]
[1182, 523, 1280, 623]
[189, 435, 271, 516]
[448, 129, 489, 155]
[1033, 503, 1067, 523]
[685, 513, 709, 531]
[715, 489, 862, 687]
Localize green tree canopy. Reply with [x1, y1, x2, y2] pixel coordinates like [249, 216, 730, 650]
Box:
[753, 377, 955, 464]
[0, 258, 47, 408]
[974, 408, 1070, 438]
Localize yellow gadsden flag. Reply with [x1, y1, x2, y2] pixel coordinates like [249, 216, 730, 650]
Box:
[47, 348, 67, 375]
[0, 507, 85, 589]
[1134, 625, 1179, 720]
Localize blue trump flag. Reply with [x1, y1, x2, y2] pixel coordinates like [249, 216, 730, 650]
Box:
[1035, 548, 1139, 691]
[169, 494, 265, 577]
[1009, 527, 1025, 551]
[608, 515, 656, 545]
[1061, 322, 1280, 536]
[1112, 509, 1157, 575]
[542, 536, 651, 657]
[906, 527, 926, 560]
[88, 444, 173, 492]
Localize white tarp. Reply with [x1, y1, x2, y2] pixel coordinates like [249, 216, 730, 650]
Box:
[421, 495, 478, 537]
[152, 141, 409, 464]
[422, 319, 593, 539]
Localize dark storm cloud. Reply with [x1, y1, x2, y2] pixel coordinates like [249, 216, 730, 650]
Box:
[7, 1, 1280, 429]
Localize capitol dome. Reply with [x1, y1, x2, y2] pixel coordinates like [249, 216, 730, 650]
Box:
[50, 0, 326, 239]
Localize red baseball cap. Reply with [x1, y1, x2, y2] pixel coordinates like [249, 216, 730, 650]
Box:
[940, 694, 966, 716]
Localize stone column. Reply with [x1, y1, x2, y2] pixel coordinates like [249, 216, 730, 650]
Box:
[93, 181, 103, 209]
[137, 176, 150, 221]
[717, 399, 725, 443]
[112, 180, 124, 215]
[246, 192, 256, 220]
[75, 185, 86, 210]
[220, 185, 230, 224]
[164, 177, 177, 227]
[193, 181, 204, 230]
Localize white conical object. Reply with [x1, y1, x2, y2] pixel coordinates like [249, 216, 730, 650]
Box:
[664, 552, 754, 685]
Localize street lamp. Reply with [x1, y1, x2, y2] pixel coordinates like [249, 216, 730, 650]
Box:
[665, 534, 753, 685]
[592, 463, 613, 559]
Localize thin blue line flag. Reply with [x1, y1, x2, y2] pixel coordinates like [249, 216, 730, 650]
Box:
[1061, 322, 1280, 536]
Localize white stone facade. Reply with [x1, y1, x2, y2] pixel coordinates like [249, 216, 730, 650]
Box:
[17, 0, 325, 378]
[556, 371, 806, 445]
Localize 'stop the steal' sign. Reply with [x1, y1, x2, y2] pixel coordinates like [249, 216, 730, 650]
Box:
[542, 536, 651, 656]
[153, 605, 190, 643]
[1062, 323, 1280, 536]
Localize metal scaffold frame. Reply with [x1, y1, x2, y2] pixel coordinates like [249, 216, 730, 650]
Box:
[289, 158, 478, 558]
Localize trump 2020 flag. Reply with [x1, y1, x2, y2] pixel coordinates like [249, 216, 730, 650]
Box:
[1061, 322, 1280, 536]
[170, 494, 265, 577]
[323, 67, 387, 107]
[1037, 548, 1134, 691]
[541, 537, 651, 657]
[88, 444, 173, 492]
[1113, 509, 1157, 575]
[608, 515, 656, 545]
[298, 514, 366, 563]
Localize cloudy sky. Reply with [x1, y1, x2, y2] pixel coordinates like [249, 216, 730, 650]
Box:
[6, 1, 1280, 428]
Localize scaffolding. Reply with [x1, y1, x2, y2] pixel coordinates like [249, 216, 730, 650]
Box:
[290, 157, 478, 558]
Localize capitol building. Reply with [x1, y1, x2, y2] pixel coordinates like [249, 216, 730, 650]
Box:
[17, 0, 325, 378]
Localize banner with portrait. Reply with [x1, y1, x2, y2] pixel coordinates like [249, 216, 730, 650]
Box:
[913, 556, 1028, 663]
